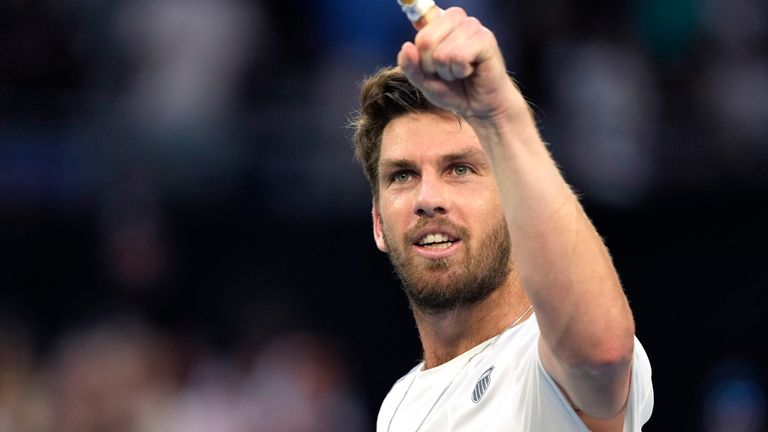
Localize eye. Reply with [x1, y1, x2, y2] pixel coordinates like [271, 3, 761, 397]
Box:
[392, 171, 413, 183]
[452, 164, 471, 177]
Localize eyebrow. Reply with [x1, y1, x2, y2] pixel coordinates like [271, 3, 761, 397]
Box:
[378, 147, 489, 179]
[379, 158, 416, 175]
[440, 148, 488, 167]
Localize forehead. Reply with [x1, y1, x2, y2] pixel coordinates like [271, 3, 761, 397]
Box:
[380, 112, 483, 161]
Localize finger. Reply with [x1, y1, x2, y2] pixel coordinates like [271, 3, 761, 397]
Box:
[399, 42, 455, 100]
[414, 7, 467, 74]
[432, 16, 484, 81]
[441, 23, 499, 81]
[449, 58, 474, 81]
[399, 41, 457, 109]
[398, 42, 428, 87]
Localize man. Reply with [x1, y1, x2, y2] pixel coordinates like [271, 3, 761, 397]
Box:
[351, 6, 653, 432]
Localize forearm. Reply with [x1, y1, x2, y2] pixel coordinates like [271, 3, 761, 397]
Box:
[468, 110, 635, 390]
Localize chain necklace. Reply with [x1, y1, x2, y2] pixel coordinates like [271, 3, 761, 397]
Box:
[386, 304, 534, 432]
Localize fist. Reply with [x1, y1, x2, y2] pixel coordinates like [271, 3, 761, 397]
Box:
[397, 7, 523, 123]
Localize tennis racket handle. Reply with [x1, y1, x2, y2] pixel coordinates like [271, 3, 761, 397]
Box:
[398, 0, 443, 29]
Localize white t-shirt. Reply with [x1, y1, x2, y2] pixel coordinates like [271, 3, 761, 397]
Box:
[377, 315, 653, 431]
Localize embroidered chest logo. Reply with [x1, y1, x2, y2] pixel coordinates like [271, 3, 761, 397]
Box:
[471, 366, 495, 403]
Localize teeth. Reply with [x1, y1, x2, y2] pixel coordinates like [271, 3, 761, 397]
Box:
[418, 233, 453, 246]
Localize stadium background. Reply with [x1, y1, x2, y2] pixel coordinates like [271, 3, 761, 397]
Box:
[2, 0, 767, 430]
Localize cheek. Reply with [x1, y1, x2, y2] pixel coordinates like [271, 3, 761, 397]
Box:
[485, 195, 505, 216]
[382, 194, 414, 227]
[454, 182, 501, 208]
[374, 202, 405, 252]
[474, 181, 503, 209]
[464, 191, 505, 229]
[388, 194, 410, 213]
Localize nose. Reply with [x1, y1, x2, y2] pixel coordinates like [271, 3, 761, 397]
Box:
[413, 174, 449, 217]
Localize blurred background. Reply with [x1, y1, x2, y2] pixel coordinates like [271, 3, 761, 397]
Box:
[1, 0, 767, 430]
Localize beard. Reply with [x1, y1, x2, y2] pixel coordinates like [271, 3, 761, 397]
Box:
[383, 215, 512, 314]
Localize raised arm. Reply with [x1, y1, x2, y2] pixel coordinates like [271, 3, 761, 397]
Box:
[397, 7, 635, 422]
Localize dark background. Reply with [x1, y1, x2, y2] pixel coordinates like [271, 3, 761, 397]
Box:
[1, 0, 767, 430]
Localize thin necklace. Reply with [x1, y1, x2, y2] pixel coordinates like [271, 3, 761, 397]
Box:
[386, 304, 534, 432]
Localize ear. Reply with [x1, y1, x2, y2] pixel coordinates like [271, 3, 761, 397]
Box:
[372, 202, 389, 253]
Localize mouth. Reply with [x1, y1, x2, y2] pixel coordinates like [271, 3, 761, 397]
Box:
[412, 231, 461, 259]
[416, 232, 458, 249]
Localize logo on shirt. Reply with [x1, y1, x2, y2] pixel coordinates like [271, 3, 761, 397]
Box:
[471, 366, 494, 403]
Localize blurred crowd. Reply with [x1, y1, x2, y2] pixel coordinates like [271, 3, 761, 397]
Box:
[0, 319, 367, 432]
[1, 0, 767, 430]
[1, 0, 765, 212]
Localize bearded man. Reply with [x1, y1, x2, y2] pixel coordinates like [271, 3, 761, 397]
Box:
[350, 5, 653, 432]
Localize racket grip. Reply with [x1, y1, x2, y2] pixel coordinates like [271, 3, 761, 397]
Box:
[397, 0, 443, 29]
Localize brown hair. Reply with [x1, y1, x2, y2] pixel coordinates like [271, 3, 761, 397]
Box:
[350, 66, 445, 200]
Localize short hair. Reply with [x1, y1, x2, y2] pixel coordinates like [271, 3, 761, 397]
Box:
[350, 66, 446, 200]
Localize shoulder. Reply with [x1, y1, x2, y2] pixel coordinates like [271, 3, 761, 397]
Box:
[385, 362, 422, 399]
[493, 314, 541, 359]
[376, 362, 422, 429]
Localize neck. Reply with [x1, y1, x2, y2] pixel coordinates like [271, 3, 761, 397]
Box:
[412, 272, 531, 369]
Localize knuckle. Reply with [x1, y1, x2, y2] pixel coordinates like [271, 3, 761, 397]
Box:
[464, 16, 481, 28]
[476, 26, 496, 45]
[435, 48, 461, 67]
[431, 46, 449, 63]
[415, 32, 435, 50]
[479, 26, 494, 39]
[445, 7, 467, 19]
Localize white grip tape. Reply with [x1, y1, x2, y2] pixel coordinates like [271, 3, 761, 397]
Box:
[397, 0, 436, 22]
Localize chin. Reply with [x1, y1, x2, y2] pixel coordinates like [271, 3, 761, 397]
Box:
[403, 277, 491, 313]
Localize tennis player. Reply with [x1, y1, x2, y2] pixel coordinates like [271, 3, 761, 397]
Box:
[351, 5, 653, 431]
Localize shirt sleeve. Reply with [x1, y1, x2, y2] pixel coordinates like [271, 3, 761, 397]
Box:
[529, 335, 655, 431]
[624, 337, 654, 430]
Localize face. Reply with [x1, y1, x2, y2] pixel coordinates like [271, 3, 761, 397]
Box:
[372, 111, 512, 313]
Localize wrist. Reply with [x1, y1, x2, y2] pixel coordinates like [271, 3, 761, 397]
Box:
[465, 74, 536, 129]
[466, 101, 540, 151]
